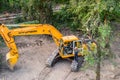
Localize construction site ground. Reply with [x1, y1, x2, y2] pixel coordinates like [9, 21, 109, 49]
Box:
[0, 22, 120, 80]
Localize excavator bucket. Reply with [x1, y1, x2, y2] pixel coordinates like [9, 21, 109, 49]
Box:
[6, 52, 19, 70]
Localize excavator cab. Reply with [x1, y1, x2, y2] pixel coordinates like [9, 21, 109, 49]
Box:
[46, 35, 85, 71]
[46, 36, 97, 72]
[59, 35, 79, 58]
[45, 35, 80, 68]
[58, 36, 88, 58]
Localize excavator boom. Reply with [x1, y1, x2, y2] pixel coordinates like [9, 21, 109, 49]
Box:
[0, 24, 63, 70]
[10, 24, 63, 46]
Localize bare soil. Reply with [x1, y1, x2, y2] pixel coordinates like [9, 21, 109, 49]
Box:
[0, 23, 120, 80]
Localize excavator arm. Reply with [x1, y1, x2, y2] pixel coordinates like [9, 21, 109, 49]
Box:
[0, 24, 63, 70]
[0, 24, 19, 70]
[10, 24, 63, 46]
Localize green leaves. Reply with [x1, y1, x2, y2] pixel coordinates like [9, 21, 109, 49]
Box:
[85, 53, 95, 66]
[61, 0, 117, 67]
[98, 24, 111, 38]
[21, 0, 53, 24]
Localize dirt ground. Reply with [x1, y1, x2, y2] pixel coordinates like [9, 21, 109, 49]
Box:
[0, 24, 120, 80]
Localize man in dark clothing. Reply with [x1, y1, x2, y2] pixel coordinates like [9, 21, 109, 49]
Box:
[74, 47, 79, 62]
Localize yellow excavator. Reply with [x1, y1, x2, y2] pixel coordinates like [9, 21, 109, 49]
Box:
[0, 23, 97, 72]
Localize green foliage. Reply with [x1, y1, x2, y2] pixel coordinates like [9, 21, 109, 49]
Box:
[52, 0, 119, 68]
[53, 0, 69, 4]
[0, 0, 21, 13]
[98, 0, 120, 21]
[97, 24, 112, 58]
[0, 0, 10, 12]
[14, 16, 25, 23]
[20, 20, 39, 24]
[85, 53, 95, 66]
[53, 0, 120, 30]
[20, 0, 53, 24]
[8, 0, 21, 10]
[53, 7, 74, 29]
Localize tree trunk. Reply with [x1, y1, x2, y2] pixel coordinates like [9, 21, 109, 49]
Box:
[96, 44, 101, 80]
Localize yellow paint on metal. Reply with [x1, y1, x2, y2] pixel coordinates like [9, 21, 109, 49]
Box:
[90, 42, 97, 51]
[6, 52, 19, 70]
[61, 35, 78, 42]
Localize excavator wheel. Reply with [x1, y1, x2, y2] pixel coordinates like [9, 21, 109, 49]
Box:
[46, 48, 60, 67]
[71, 56, 84, 72]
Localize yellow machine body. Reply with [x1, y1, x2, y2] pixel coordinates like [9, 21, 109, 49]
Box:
[0, 24, 97, 70]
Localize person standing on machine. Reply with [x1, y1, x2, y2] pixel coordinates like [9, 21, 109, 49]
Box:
[74, 47, 79, 62]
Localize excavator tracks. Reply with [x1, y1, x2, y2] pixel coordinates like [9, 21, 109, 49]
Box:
[46, 48, 84, 72]
[71, 56, 84, 72]
[46, 48, 60, 67]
